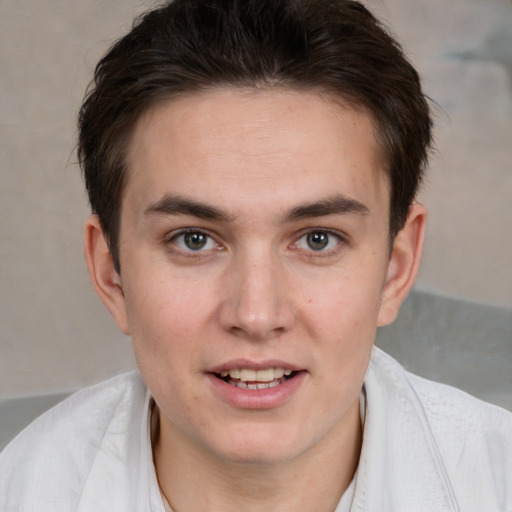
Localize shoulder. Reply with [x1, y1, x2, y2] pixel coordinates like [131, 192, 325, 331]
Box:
[372, 347, 512, 442]
[369, 347, 512, 509]
[0, 371, 147, 512]
[405, 365, 512, 487]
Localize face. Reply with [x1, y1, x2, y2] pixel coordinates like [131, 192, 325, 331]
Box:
[87, 88, 423, 468]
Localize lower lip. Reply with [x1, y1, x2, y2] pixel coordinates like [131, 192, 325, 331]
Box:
[206, 372, 306, 410]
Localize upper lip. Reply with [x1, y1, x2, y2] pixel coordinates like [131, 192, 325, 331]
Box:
[209, 359, 303, 374]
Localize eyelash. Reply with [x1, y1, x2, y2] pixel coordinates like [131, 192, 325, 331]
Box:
[166, 229, 221, 255]
[292, 229, 345, 256]
[165, 228, 346, 257]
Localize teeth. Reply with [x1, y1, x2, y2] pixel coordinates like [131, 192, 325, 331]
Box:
[220, 367, 293, 382]
[234, 380, 282, 389]
[239, 369, 256, 381]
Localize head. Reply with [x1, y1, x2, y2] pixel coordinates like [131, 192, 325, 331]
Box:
[80, 0, 431, 474]
[78, 0, 432, 273]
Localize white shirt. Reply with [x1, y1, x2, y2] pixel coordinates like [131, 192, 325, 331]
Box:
[1, 347, 511, 511]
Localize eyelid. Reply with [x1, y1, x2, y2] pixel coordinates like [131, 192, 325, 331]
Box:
[166, 228, 223, 253]
[291, 228, 346, 254]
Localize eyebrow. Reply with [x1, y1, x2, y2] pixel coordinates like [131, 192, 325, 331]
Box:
[144, 195, 234, 222]
[143, 193, 369, 223]
[282, 194, 369, 222]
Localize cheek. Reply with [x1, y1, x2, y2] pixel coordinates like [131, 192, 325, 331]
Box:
[300, 266, 384, 332]
[298, 270, 383, 385]
[123, 278, 209, 415]
[124, 267, 214, 339]
[122, 267, 226, 395]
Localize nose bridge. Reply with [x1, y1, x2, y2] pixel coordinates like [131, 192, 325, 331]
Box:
[220, 243, 294, 339]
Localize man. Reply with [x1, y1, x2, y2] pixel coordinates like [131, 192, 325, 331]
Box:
[1, 0, 511, 511]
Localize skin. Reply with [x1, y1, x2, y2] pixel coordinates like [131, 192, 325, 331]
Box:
[85, 88, 425, 512]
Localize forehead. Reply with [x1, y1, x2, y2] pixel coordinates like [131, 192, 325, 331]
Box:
[123, 88, 389, 218]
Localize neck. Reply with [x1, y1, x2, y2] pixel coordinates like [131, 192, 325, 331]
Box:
[152, 398, 362, 512]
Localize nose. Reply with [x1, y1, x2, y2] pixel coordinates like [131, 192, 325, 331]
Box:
[217, 249, 295, 341]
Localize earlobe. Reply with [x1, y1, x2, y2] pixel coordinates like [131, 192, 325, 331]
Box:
[377, 203, 426, 326]
[84, 215, 130, 334]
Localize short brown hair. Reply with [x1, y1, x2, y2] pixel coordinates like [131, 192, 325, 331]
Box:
[78, 0, 432, 272]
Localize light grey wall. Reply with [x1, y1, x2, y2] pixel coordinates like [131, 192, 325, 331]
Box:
[1, 0, 511, 400]
[366, 0, 512, 307]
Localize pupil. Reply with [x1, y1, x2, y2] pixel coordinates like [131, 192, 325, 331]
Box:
[185, 232, 207, 250]
[307, 232, 328, 250]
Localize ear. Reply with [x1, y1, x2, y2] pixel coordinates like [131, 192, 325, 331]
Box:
[84, 215, 130, 334]
[377, 203, 426, 326]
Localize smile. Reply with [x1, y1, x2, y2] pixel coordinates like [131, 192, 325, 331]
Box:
[216, 367, 296, 390]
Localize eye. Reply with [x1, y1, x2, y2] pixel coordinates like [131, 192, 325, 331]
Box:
[170, 230, 218, 252]
[294, 230, 342, 252]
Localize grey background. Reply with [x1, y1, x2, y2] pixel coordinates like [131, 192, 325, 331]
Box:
[1, 0, 511, 448]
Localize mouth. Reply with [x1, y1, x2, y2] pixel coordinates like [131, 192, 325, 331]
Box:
[214, 367, 298, 390]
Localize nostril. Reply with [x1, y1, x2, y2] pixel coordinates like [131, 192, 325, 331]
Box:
[228, 324, 287, 341]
